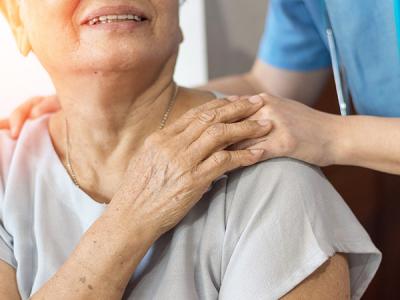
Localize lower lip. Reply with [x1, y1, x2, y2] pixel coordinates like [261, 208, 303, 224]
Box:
[83, 20, 149, 31]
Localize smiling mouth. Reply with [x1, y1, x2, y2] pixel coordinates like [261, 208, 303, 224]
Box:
[87, 14, 148, 25]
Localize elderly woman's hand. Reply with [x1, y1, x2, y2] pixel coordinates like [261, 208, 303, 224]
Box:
[230, 93, 342, 167]
[110, 97, 272, 238]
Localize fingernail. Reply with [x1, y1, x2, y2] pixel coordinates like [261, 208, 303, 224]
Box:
[249, 95, 263, 104]
[258, 119, 271, 126]
[250, 149, 264, 156]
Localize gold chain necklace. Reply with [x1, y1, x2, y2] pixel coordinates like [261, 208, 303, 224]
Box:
[65, 84, 179, 188]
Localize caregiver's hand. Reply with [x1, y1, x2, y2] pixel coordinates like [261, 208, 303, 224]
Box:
[0, 95, 60, 138]
[111, 97, 272, 237]
[231, 93, 341, 167]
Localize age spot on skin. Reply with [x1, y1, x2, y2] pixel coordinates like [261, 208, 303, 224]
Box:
[79, 276, 86, 283]
[88, 284, 94, 290]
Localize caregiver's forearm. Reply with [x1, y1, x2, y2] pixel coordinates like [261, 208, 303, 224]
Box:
[202, 72, 260, 96]
[335, 116, 400, 174]
[31, 205, 156, 300]
[201, 60, 330, 106]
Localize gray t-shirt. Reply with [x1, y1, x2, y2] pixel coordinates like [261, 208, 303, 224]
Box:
[0, 116, 380, 299]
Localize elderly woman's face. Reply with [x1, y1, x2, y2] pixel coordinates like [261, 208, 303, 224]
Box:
[19, 0, 181, 73]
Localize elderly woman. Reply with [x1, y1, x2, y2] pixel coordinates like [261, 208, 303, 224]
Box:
[0, 0, 380, 299]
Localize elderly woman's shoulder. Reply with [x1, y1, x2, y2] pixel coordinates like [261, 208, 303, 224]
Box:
[0, 129, 17, 195]
[0, 128, 17, 166]
[0, 117, 50, 187]
[0, 116, 49, 150]
[224, 157, 340, 224]
[227, 157, 330, 198]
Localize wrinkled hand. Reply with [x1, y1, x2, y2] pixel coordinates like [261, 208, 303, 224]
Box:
[111, 97, 272, 238]
[230, 93, 341, 167]
[0, 95, 60, 138]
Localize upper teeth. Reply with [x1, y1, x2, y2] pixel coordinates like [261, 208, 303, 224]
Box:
[88, 14, 144, 25]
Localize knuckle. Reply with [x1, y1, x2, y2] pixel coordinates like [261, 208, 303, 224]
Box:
[241, 120, 256, 131]
[198, 110, 217, 123]
[185, 172, 198, 187]
[206, 123, 226, 139]
[231, 100, 248, 112]
[212, 151, 231, 165]
[145, 132, 163, 148]
[260, 106, 273, 117]
[229, 151, 250, 168]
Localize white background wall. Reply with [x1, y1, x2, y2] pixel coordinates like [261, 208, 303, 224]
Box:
[0, 0, 208, 117]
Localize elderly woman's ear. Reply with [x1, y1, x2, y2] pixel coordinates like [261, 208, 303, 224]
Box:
[0, 0, 31, 56]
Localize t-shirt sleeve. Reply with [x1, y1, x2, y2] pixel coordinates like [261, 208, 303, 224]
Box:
[0, 130, 17, 269]
[219, 158, 381, 300]
[258, 0, 331, 71]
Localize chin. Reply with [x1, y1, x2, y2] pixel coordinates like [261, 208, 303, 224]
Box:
[65, 49, 170, 78]
[82, 36, 176, 70]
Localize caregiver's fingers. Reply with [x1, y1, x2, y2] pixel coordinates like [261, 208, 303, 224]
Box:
[0, 119, 10, 130]
[30, 96, 61, 118]
[9, 100, 36, 139]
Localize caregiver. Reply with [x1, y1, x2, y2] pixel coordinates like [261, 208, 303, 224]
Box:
[3, 0, 400, 175]
[0, 0, 380, 299]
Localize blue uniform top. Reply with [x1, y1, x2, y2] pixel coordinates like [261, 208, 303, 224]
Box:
[259, 0, 400, 117]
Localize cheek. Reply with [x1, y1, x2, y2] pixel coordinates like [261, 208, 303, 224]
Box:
[24, 0, 80, 65]
[152, 0, 181, 42]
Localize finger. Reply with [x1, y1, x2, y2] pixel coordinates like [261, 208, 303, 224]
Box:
[166, 98, 229, 133]
[194, 149, 265, 182]
[226, 95, 240, 102]
[0, 119, 10, 130]
[229, 136, 270, 151]
[30, 96, 61, 118]
[9, 101, 34, 138]
[240, 95, 252, 101]
[247, 140, 279, 161]
[210, 96, 264, 123]
[188, 119, 272, 162]
[181, 95, 265, 141]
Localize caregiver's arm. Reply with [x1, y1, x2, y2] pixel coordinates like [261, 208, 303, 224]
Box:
[337, 115, 400, 175]
[203, 59, 331, 106]
[233, 94, 400, 175]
